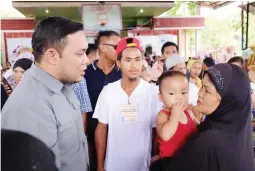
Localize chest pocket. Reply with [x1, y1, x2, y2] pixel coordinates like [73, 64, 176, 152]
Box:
[53, 96, 82, 153]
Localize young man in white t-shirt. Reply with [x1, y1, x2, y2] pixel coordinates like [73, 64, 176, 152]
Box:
[93, 37, 162, 171]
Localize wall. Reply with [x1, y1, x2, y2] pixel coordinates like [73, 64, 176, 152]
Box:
[1, 18, 35, 65]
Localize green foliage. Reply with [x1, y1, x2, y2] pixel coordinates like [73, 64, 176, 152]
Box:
[164, 2, 255, 52]
[165, 1, 197, 16]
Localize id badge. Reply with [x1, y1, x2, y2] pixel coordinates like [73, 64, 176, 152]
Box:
[120, 104, 137, 123]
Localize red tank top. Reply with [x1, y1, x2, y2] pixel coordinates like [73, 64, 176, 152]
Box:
[158, 110, 197, 158]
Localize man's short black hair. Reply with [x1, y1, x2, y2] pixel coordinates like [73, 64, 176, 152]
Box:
[2, 129, 58, 171]
[95, 30, 120, 48]
[203, 57, 215, 68]
[86, 44, 97, 56]
[32, 16, 83, 62]
[161, 41, 179, 54]
[227, 56, 244, 65]
[158, 70, 187, 92]
[117, 47, 142, 61]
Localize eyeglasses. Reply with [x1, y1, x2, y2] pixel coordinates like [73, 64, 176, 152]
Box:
[103, 44, 117, 50]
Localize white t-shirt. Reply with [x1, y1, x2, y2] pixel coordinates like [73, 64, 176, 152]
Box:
[93, 79, 162, 171]
[250, 82, 255, 94]
[189, 82, 199, 106]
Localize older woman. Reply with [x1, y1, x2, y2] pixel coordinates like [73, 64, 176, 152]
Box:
[151, 63, 254, 171]
[1, 58, 33, 108]
[12, 58, 33, 85]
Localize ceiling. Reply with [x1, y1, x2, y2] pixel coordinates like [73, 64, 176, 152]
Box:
[239, 2, 255, 15]
[13, 2, 171, 28]
[16, 7, 81, 21]
[192, 1, 233, 9]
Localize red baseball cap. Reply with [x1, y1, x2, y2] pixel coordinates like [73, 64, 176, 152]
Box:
[116, 37, 142, 57]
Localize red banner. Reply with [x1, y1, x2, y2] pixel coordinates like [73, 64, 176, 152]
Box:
[129, 29, 178, 36]
[153, 17, 204, 29]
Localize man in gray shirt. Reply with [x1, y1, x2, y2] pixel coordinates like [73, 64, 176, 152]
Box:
[2, 17, 90, 171]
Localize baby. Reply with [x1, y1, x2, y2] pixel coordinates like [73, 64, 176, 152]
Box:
[156, 71, 199, 158]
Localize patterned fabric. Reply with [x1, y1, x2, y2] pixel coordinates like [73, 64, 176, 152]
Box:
[5, 75, 17, 90]
[73, 77, 93, 114]
[208, 67, 224, 90]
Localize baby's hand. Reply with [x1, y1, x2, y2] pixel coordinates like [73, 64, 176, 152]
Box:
[171, 101, 186, 117]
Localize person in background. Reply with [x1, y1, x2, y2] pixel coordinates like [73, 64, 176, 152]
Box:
[3, 62, 13, 79]
[2, 129, 58, 171]
[150, 42, 186, 84]
[12, 58, 33, 85]
[149, 41, 179, 84]
[161, 42, 178, 60]
[16, 47, 35, 61]
[228, 56, 255, 109]
[187, 59, 202, 89]
[154, 71, 198, 161]
[141, 60, 152, 82]
[1, 84, 9, 109]
[227, 56, 246, 70]
[73, 78, 93, 134]
[2, 58, 33, 97]
[2, 16, 90, 171]
[85, 30, 121, 171]
[86, 44, 99, 65]
[94, 37, 162, 171]
[199, 57, 215, 79]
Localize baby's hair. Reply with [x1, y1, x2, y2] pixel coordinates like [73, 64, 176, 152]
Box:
[158, 71, 187, 93]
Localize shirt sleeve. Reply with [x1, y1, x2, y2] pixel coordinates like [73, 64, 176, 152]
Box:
[73, 78, 93, 114]
[92, 86, 110, 124]
[1, 104, 61, 168]
[151, 85, 163, 128]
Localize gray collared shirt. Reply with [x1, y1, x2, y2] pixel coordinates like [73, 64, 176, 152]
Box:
[2, 64, 89, 171]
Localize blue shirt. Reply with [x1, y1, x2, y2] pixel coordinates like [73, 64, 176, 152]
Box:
[73, 77, 93, 114]
[84, 60, 121, 142]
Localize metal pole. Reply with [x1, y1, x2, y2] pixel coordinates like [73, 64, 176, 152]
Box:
[246, 2, 250, 49]
[241, 1, 244, 50]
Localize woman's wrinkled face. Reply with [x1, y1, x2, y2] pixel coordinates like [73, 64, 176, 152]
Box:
[197, 73, 221, 115]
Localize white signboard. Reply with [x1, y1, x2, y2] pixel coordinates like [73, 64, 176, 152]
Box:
[6, 38, 32, 65]
[82, 5, 122, 33]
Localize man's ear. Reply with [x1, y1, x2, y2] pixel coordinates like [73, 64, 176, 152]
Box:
[116, 60, 121, 69]
[216, 92, 221, 102]
[44, 48, 60, 65]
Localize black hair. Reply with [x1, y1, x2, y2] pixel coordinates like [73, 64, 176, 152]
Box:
[227, 56, 244, 65]
[2, 129, 58, 171]
[158, 70, 187, 92]
[13, 58, 33, 71]
[227, 56, 247, 71]
[86, 44, 97, 56]
[161, 41, 179, 54]
[95, 30, 120, 48]
[203, 57, 215, 68]
[32, 16, 83, 62]
[117, 47, 139, 61]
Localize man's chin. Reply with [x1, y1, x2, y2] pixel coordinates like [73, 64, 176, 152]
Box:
[75, 77, 83, 83]
[128, 77, 139, 82]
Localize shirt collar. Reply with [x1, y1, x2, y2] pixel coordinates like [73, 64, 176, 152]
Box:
[92, 59, 120, 72]
[92, 59, 99, 70]
[29, 64, 64, 94]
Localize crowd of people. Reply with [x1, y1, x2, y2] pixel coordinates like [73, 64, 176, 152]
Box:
[1, 16, 255, 171]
